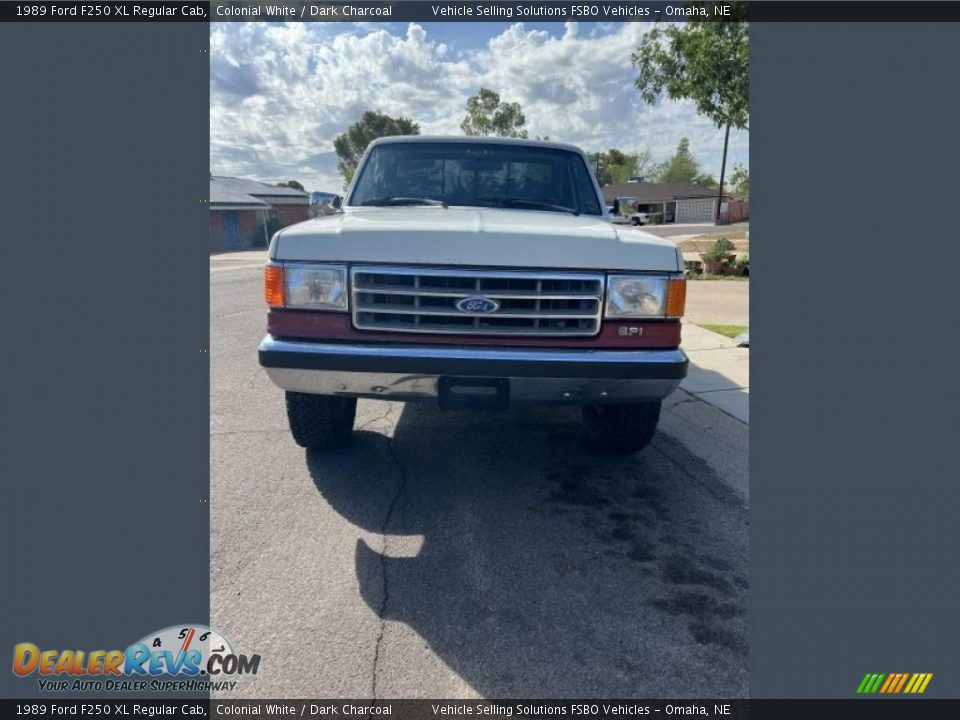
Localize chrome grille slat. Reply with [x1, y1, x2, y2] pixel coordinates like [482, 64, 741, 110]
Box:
[353, 286, 598, 300]
[354, 306, 598, 319]
[351, 265, 604, 337]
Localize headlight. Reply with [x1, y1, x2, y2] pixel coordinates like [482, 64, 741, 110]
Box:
[605, 275, 686, 319]
[265, 263, 348, 311]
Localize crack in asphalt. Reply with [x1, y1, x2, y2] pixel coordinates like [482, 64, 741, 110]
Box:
[246, 366, 264, 389]
[650, 435, 745, 508]
[369, 421, 408, 703]
[358, 405, 394, 432]
[665, 396, 699, 411]
[665, 392, 748, 426]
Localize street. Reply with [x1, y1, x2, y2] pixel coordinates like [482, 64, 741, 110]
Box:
[211, 262, 749, 698]
[683, 282, 750, 327]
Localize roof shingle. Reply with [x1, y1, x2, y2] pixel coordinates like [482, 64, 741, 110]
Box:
[601, 181, 725, 204]
[210, 176, 309, 206]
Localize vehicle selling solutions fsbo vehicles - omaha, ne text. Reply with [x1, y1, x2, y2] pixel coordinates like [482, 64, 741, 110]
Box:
[258, 137, 688, 452]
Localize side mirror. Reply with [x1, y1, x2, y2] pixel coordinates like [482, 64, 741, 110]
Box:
[332, 195, 343, 210]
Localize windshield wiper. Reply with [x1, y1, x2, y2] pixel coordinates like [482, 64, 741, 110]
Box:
[478, 197, 579, 216]
[360, 196, 448, 208]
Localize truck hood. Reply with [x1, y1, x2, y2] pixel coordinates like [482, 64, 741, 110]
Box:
[271, 207, 682, 273]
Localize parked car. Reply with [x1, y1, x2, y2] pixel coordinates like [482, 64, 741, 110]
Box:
[259, 136, 688, 453]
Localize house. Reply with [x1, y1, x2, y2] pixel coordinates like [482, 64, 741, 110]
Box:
[209, 176, 310, 252]
[601, 180, 732, 224]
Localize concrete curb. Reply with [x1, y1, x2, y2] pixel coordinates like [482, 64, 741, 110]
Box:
[680, 324, 749, 424]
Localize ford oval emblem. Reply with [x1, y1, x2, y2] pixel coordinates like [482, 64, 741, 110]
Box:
[455, 296, 500, 314]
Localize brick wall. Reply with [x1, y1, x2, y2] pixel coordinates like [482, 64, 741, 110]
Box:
[209, 209, 266, 253]
[275, 204, 309, 228]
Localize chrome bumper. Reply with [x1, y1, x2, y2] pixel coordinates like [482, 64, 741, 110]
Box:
[258, 336, 687, 405]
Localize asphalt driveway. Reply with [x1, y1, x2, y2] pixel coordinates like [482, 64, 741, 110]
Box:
[210, 262, 749, 698]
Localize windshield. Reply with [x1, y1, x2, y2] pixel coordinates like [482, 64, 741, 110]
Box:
[349, 141, 604, 216]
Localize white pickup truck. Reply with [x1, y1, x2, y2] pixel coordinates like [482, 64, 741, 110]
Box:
[259, 136, 688, 452]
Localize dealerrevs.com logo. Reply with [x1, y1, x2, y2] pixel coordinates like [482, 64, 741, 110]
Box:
[13, 625, 260, 693]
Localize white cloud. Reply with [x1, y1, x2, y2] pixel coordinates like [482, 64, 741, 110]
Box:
[210, 22, 748, 192]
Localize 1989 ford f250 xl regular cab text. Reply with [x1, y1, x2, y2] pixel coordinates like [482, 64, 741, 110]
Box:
[258, 136, 689, 453]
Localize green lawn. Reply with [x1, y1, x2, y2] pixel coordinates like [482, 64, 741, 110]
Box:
[700, 324, 748, 339]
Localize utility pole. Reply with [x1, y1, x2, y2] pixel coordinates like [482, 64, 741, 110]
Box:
[715, 122, 730, 224]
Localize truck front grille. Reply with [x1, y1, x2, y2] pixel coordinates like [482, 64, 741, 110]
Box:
[351, 266, 605, 336]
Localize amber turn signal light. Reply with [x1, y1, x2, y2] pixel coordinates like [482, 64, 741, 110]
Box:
[666, 277, 686, 318]
[264, 265, 284, 308]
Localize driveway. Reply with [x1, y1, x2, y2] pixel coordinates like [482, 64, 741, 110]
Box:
[210, 261, 749, 698]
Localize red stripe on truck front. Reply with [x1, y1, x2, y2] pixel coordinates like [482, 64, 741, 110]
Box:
[267, 310, 681, 349]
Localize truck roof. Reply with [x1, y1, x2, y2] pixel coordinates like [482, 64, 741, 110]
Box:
[368, 135, 588, 156]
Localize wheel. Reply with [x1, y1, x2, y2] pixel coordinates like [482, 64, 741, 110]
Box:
[630, 217, 641, 226]
[285, 392, 357, 450]
[582, 401, 661, 453]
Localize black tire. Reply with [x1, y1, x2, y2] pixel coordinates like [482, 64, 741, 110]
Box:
[582, 401, 661, 453]
[285, 392, 357, 450]
[630, 217, 641, 226]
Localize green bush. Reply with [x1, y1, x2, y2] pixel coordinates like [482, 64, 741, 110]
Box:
[648, 212, 664, 225]
[701, 244, 728, 262]
[714, 237, 735, 253]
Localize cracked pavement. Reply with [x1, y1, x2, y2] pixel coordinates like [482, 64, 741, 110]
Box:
[211, 264, 749, 698]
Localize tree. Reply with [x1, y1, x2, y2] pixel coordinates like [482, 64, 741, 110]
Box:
[652, 138, 716, 187]
[592, 148, 656, 187]
[631, 149, 657, 181]
[632, 15, 749, 221]
[654, 138, 698, 183]
[333, 110, 420, 188]
[460, 88, 528, 138]
[276, 180, 305, 192]
[729, 163, 749, 198]
[632, 149, 657, 179]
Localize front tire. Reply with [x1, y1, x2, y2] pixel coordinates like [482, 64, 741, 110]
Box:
[630, 217, 641, 226]
[285, 392, 357, 450]
[582, 401, 661, 453]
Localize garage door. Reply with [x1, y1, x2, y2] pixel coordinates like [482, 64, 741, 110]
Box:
[676, 198, 715, 223]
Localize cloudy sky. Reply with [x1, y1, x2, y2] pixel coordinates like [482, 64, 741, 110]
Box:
[210, 21, 748, 193]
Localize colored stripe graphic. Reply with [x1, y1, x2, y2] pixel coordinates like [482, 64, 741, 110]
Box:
[882, 673, 902, 693]
[860, 672, 933, 694]
[857, 673, 885, 693]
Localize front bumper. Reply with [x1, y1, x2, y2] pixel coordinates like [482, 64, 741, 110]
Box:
[258, 336, 688, 405]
